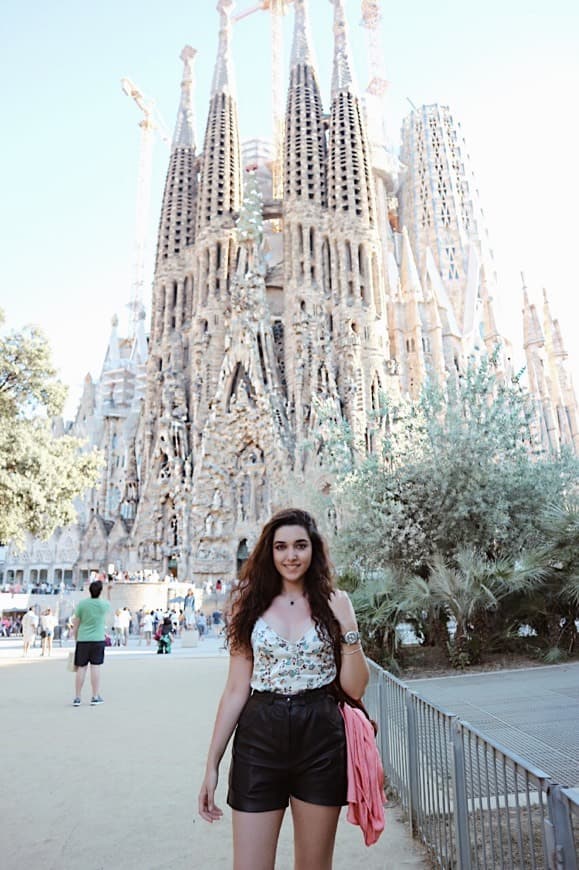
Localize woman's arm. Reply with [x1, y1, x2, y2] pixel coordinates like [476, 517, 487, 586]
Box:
[198, 651, 253, 822]
[329, 591, 370, 700]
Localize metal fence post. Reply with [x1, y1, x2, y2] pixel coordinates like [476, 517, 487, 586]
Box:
[547, 785, 578, 870]
[377, 675, 392, 779]
[405, 691, 420, 835]
[451, 719, 472, 870]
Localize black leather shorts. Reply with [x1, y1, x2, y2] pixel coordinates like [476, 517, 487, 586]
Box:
[227, 686, 347, 813]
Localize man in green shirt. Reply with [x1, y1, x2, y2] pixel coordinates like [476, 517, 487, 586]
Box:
[71, 579, 110, 707]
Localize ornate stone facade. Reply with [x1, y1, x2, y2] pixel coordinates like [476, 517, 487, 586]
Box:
[2, 0, 577, 588]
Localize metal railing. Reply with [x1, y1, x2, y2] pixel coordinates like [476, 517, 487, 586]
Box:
[365, 661, 578, 870]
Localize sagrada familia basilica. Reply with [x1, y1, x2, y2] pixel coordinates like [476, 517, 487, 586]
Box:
[3, 0, 578, 587]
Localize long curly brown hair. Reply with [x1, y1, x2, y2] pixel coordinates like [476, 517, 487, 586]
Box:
[226, 508, 342, 657]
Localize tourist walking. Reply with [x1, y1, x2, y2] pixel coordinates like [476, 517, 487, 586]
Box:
[71, 579, 110, 707]
[196, 610, 207, 640]
[113, 609, 123, 646]
[21, 607, 38, 657]
[120, 607, 131, 645]
[131, 609, 140, 639]
[141, 610, 154, 646]
[40, 608, 57, 656]
[155, 615, 173, 654]
[198, 508, 369, 870]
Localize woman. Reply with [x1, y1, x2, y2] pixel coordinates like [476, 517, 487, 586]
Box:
[40, 608, 57, 656]
[141, 610, 154, 646]
[113, 609, 123, 646]
[198, 508, 369, 870]
[156, 615, 173, 654]
[21, 607, 38, 657]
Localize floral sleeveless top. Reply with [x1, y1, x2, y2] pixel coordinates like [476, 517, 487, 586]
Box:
[250, 616, 336, 695]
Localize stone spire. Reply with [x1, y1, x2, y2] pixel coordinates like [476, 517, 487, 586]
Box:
[133, 306, 148, 365]
[211, 0, 235, 98]
[106, 314, 120, 366]
[542, 288, 567, 358]
[330, 0, 356, 97]
[290, 0, 315, 69]
[480, 283, 500, 344]
[196, 0, 241, 231]
[540, 287, 578, 450]
[522, 280, 544, 349]
[172, 45, 197, 149]
[284, 0, 326, 204]
[155, 48, 198, 268]
[551, 318, 567, 358]
[327, 0, 375, 225]
[399, 229, 426, 393]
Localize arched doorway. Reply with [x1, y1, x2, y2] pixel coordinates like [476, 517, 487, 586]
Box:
[236, 539, 249, 577]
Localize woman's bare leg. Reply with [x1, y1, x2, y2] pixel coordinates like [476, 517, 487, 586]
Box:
[290, 797, 341, 870]
[232, 808, 285, 870]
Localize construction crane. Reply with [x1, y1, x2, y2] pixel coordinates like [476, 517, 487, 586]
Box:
[360, 0, 391, 150]
[121, 77, 170, 338]
[360, 0, 403, 194]
[360, 0, 388, 97]
[233, 0, 294, 201]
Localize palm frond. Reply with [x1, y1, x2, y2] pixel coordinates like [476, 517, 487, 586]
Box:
[560, 574, 579, 607]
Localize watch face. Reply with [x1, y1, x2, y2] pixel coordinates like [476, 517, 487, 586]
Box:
[343, 630, 360, 644]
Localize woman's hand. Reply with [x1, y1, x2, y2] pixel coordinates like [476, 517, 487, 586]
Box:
[198, 767, 223, 823]
[328, 590, 358, 632]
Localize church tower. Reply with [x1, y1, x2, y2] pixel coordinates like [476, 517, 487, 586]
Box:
[186, 169, 291, 578]
[282, 0, 330, 447]
[523, 283, 579, 452]
[327, 0, 391, 450]
[130, 45, 199, 573]
[399, 105, 498, 349]
[190, 0, 242, 442]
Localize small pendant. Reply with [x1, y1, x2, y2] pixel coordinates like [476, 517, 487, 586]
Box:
[290, 600, 294, 605]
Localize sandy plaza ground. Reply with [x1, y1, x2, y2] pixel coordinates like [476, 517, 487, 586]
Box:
[1, 636, 428, 869]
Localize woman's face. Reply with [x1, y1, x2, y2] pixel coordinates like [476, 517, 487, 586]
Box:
[272, 525, 313, 585]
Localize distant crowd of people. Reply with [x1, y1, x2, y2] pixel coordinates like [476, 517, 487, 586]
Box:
[0, 572, 232, 596]
[108, 600, 224, 651]
[11, 607, 59, 656]
[1, 576, 229, 661]
[2, 599, 223, 660]
[1, 582, 64, 595]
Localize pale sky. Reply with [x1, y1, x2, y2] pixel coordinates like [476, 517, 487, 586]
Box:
[1, 0, 578, 417]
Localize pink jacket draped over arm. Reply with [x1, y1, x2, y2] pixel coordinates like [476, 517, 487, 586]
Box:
[340, 703, 387, 846]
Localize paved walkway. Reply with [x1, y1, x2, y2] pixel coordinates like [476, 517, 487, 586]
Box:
[407, 662, 579, 788]
[1, 636, 429, 869]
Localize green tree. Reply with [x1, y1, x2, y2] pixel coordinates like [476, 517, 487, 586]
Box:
[338, 354, 578, 575]
[0, 311, 101, 543]
[412, 549, 546, 666]
[515, 500, 579, 659]
[338, 567, 408, 672]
